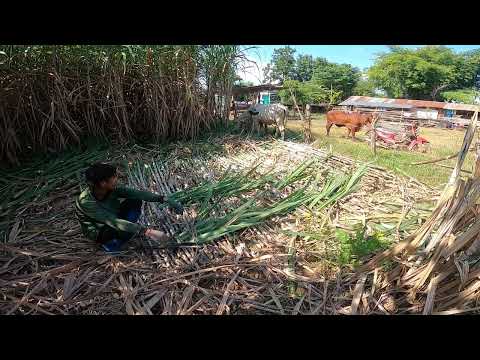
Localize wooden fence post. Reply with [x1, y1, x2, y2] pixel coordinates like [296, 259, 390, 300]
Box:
[371, 114, 379, 156]
[474, 141, 480, 178]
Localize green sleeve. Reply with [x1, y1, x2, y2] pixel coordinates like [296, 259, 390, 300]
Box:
[78, 198, 146, 235]
[114, 186, 165, 203]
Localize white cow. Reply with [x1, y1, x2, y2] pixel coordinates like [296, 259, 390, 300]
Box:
[244, 103, 288, 140]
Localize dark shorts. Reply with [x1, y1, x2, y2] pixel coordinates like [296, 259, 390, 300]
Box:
[96, 199, 143, 245]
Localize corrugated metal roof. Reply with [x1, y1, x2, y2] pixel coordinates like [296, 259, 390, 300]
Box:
[443, 103, 479, 112]
[339, 97, 413, 109]
[406, 100, 446, 109]
[339, 96, 473, 110]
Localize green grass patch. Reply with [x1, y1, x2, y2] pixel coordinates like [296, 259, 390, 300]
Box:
[288, 115, 473, 187]
[335, 226, 390, 266]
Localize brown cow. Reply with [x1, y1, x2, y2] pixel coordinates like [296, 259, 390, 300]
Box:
[326, 111, 373, 139]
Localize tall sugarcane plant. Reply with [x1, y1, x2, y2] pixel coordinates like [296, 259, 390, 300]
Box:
[0, 45, 247, 165]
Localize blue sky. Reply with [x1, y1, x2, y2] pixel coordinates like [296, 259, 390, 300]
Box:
[239, 45, 480, 84]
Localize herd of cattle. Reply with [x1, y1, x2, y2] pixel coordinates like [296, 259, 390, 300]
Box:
[237, 103, 374, 140]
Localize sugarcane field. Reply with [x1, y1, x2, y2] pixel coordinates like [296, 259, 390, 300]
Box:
[2, 44, 480, 315]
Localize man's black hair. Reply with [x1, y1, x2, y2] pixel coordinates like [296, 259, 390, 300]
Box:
[85, 162, 117, 185]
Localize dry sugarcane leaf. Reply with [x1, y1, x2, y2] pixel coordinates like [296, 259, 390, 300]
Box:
[351, 273, 367, 315]
[292, 292, 306, 315]
[437, 280, 480, 311]
[62, 273, 77, 301]
[8, 220, 22, 243]
[0, 134, 439, 315]
[267, 287, 285, 315]
[371, 268, 379, 296]
[432, 305, 480, 315]
[337, 306, 351, 315]
[178, 285, 196, 315]
[216, 269, 241, 315]
[184, 294, 211, 315]
[454, 254, 470, 291]
[423, 275, 440, 315]
[143, 290, 167, 314]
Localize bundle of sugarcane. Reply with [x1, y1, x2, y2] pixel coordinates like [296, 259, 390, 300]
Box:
[347, 111, 480, 315]
[168, 164, 271, 206]
[174, 164, 368, 245]
[167, 159, 316, 207]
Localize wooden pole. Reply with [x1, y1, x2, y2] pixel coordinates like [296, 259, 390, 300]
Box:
[289, 88, 310, 142]
[474, 141, 480, 178]
[447, 111, 478, 186]
[370, 112, 379, 156]
[305, 104, 311, 121]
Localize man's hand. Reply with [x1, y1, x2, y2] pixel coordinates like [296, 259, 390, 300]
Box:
[145, 228, 171, 244]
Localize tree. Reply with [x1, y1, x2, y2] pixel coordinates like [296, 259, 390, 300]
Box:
[281, 80, 311, 142]
[312, 62, 360, 99]
[263, 48, 361, 98]
[262, 63, 273, 83]
[264, 46, 297, 83]
[234, 79, 254, 87]
[278, 80, 342, 106]
[295, 54, 314, 82]
[367, 46, 477, 100]
[454, 49, 480, 89]
[440, 88, 477, 104]
[280, 80, 342, 142]
[353, 77, 377, 97]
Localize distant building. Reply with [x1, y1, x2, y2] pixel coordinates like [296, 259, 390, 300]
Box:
[231, 84, 283, 105]
[339, 96, 478, 120]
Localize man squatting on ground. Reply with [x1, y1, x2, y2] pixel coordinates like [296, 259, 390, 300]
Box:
[75, 163, 184, 253]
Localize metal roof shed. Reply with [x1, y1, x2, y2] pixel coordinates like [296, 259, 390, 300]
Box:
[443, 103, 479, 112]
[339, 98, 413, 109]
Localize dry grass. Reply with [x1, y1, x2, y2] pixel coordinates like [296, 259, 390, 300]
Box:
[0, 133, 437, 314]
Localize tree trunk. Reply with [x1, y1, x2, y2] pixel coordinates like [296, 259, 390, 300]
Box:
[305, 104, 311, 120]
[223, 80, 233, 126]
[289, 88, 311, 143]
[431, 84, 448, 101]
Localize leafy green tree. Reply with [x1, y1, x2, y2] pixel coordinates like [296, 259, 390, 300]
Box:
[234, 79, 254, 87]
[278, 80, 341, 105]
[455, 50, 480, 89]
[264, 46, 297, 83]
[352, 77, 377, 96]
[368, 45, 479, 100]
[295, 54, 315, 82]
[312, 62, 360, 98]
[440, 88, 477, 104]
[262, 63, 273, 83]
